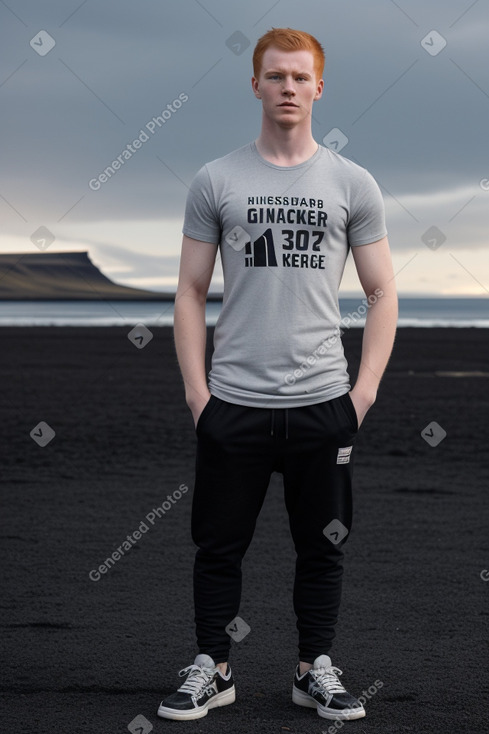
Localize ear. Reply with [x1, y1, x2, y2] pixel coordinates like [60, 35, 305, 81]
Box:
[251, 76, 261, 99]
[314, 78, 324, 101]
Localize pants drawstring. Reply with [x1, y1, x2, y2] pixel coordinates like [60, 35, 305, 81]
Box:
[270, 408, 288, 439]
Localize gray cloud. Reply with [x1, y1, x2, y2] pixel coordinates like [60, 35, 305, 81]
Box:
[1, 0, 488, 291]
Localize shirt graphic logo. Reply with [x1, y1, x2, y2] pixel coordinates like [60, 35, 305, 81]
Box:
[244, 228, 277, 267]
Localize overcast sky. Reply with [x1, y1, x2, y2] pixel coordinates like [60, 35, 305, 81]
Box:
[1, 0, 488, 296]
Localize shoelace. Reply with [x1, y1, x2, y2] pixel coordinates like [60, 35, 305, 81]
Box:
[309, 665, 347, 696]
[177, 664, 215, 697]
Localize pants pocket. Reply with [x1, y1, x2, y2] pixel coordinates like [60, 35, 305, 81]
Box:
[195, 395, 218, 433]
[342, 392, 359, 433]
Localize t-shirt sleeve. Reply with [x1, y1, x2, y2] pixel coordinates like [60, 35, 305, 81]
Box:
[182, 165, 221, 243]
[347, 168, 387, 246]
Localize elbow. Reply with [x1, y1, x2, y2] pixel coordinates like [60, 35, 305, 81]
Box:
[175, 283, 208, 309]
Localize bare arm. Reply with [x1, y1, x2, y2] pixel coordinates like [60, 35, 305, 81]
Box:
[173, 234, 218, 426]
[349, 236, 398, 426]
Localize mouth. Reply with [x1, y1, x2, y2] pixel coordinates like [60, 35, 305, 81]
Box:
[279, 102, 299, 108]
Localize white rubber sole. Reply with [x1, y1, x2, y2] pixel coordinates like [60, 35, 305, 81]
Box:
[292, 685, 366, 720]
[157, 685, 236, 720]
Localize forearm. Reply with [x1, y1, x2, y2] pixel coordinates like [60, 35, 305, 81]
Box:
[173, 293, 210, 408]
[353, 289, 398, 404]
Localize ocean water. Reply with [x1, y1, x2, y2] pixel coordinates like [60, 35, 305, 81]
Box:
[0, 298, 487, 327]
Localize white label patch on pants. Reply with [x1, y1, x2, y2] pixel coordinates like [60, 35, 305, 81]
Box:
[337, 446, 353, 464]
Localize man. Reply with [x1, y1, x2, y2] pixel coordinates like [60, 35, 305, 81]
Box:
[158, 27, 397, 722]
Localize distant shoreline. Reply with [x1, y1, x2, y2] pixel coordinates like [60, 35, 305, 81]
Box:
[1, 297, 488, 328]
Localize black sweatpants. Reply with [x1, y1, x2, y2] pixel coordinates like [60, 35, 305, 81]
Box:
[191, 392, 359, 664]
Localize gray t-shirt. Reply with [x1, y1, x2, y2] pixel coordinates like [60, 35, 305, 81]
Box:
[183, 141, 387, 408]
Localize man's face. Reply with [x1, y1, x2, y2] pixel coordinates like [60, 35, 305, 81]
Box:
[252, 47, 323, 128]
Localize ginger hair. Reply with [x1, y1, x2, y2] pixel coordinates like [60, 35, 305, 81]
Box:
[253, 28, 325, 81]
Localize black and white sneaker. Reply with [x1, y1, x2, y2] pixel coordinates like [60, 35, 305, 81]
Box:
[292, 654, 365, 720]
[157, 653, 235, 720]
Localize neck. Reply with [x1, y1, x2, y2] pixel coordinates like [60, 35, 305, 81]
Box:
[255, 116, 318, 166]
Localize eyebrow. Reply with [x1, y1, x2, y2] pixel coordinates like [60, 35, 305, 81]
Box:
[264, 69, 312, 77]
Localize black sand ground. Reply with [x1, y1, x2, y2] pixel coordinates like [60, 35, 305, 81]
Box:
[1, 327, 488, 734]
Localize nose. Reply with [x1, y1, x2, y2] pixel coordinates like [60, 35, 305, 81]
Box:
[282, 78, 296, 96]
